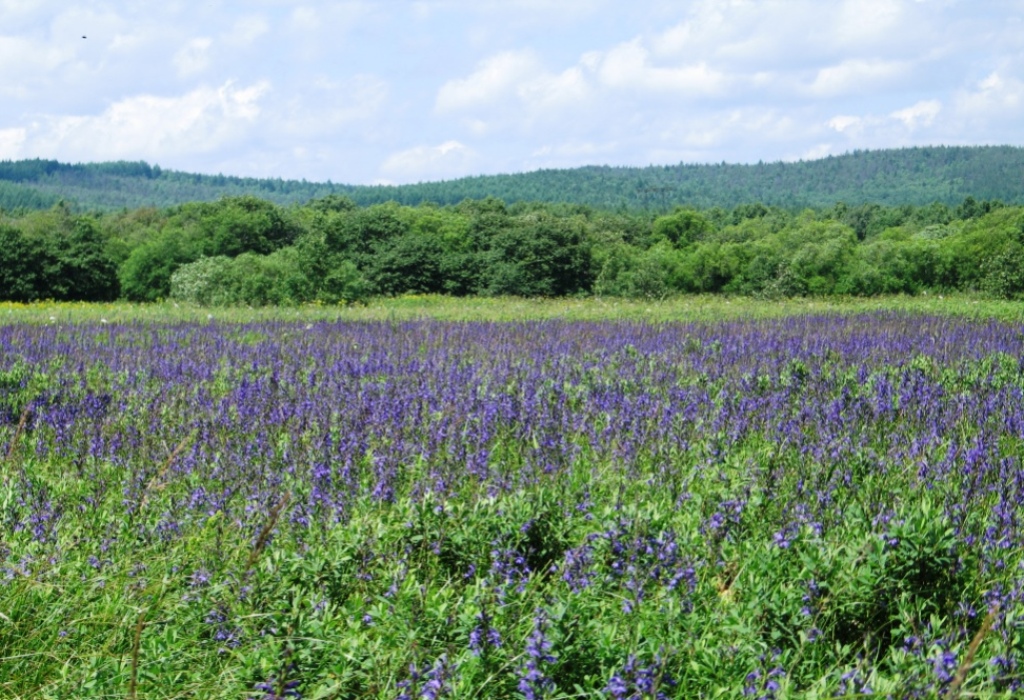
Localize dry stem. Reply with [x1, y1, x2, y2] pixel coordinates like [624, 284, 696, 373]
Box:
[944, 604, 1000, 699]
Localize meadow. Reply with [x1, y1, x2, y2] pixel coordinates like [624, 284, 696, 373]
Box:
[6, 292, 1024, 325]
[2, 296, 1024, 698]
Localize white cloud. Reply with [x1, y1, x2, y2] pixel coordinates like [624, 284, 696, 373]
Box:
[798, 143, 836, 161]
[381, 140, 477, 182]
[807, 58, 910, 96]
[0, 0, 47, 21]
[276, 75, 388, 136]
[645, 2, 844, 69]
[955, 71, 1024, 118]
[525, 139, 620, 168]
[823, 97, 948, 149]
[173, 37, 212, 77]
[0, 0, 1019, 184]
[890, 99, 941, 129]
[650, 20, 693, 57]
[0, 127, 27, 159]
[289, 6, 320, 31]
[0, 35, 71, 78]
[668, 108, 802, 149]
[595, 39, 729, 95]
[835, 0, 905, 46]
[21, 81, 270, 163]
[287, 4, 372, 35]
[517, 66, 590, 110]
[224, 16, 269, 46]
[828, 115, 867, 134]
[412, 0, 605, 24]
[436, 38, 730, 125]
[109, 32, 146, 52]
[436, 50, 543, 112]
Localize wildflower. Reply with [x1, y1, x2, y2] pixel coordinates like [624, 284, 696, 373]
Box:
[469, 604, 502, 656]
[189, 568, 211, 588]
[605, 652, 676, 699]
[517, 609, 556, 700]
[249, 677, 301, 700]
[397, 655, 456, 700]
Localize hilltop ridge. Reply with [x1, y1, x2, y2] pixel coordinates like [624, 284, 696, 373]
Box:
[1, 145, 1022, 212]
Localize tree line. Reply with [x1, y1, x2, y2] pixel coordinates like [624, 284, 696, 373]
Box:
[1, 194, 1023, 305]
[3, 146, 1024, 213]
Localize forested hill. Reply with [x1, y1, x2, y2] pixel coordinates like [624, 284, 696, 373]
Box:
[2, 145, 1023, 212]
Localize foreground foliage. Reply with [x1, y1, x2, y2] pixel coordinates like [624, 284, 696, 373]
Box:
[2, 313, 1024, 698]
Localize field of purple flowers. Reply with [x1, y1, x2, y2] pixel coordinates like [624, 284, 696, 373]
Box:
[2, 313, 1024, 698]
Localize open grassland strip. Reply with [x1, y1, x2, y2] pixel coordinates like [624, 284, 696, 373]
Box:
[3, 293, 1024, 325]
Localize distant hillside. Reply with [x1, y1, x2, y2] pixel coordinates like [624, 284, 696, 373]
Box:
[2, 145, 1023, 212]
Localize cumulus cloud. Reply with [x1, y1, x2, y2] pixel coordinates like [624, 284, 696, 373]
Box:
[517, 66, 591, 110]
[827, 98, 943, 140]
[890, 99, 941, 129]
[435, 39, 729, 125]
[411, 0, 606, 26]
[15, 81, 270, 163]
[436, 50, 544, 112]
[828, 114, 869, 135]
[807, 58, 910, 97]
[658, 108, 804, 151]
[276, 74, 388, 136]
[594, 40, 728, 95]
[798, 143, 837, 161]
[0, 0, 1019, 183]
[422, 0, 1012, 177]
[955, 71, 1024, 118]
[381, 140, 478, 182]
[524, 139, 621, 169]
[0, 36, 72, 85]
[834, 0, 906, 47]
[0, 127, 27, 159]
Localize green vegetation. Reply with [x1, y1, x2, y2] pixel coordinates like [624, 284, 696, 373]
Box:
[3, 145, 1024, 212]
[7, 293, 1024, 327]
[3, 312, 1024, 697]
[2, 191, 1024, 307]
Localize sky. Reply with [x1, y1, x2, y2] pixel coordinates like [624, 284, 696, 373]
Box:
[0, 0, 1022, 185]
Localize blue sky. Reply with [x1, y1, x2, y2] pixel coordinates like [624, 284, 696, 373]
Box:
[1, 1, 1022, 184]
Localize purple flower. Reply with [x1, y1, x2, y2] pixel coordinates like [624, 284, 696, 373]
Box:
[518, 609, 556, 700]
[250, 677, 301, 700]
[469, 604, 502, 656]
[397, 655, 456, 700]
[605, 652, 676, 699]
[189, 568, 211, 588]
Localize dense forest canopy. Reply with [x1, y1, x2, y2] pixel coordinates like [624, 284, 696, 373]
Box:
[1, 145, 1024, 212]
[2, 192, 1023, 305]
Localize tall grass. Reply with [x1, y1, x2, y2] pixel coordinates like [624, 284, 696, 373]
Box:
[5, 292, 1024, 325]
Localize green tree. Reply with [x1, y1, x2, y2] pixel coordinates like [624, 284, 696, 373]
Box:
[651, 209, 712, 248]
[45, 217, 119, 301]
[368, 234, 446, 295]
[836, 240, 919, 295]
[168, 256, 236, 305]
[118, 232, 198, 301]
[677, 242, 745, 293]
[981, 243, 1024, 298]
[480, 214, 593, 296]
[0, 224, 50, 301]
[170, 196, 300, 258]
[291, 230, 371, 304]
